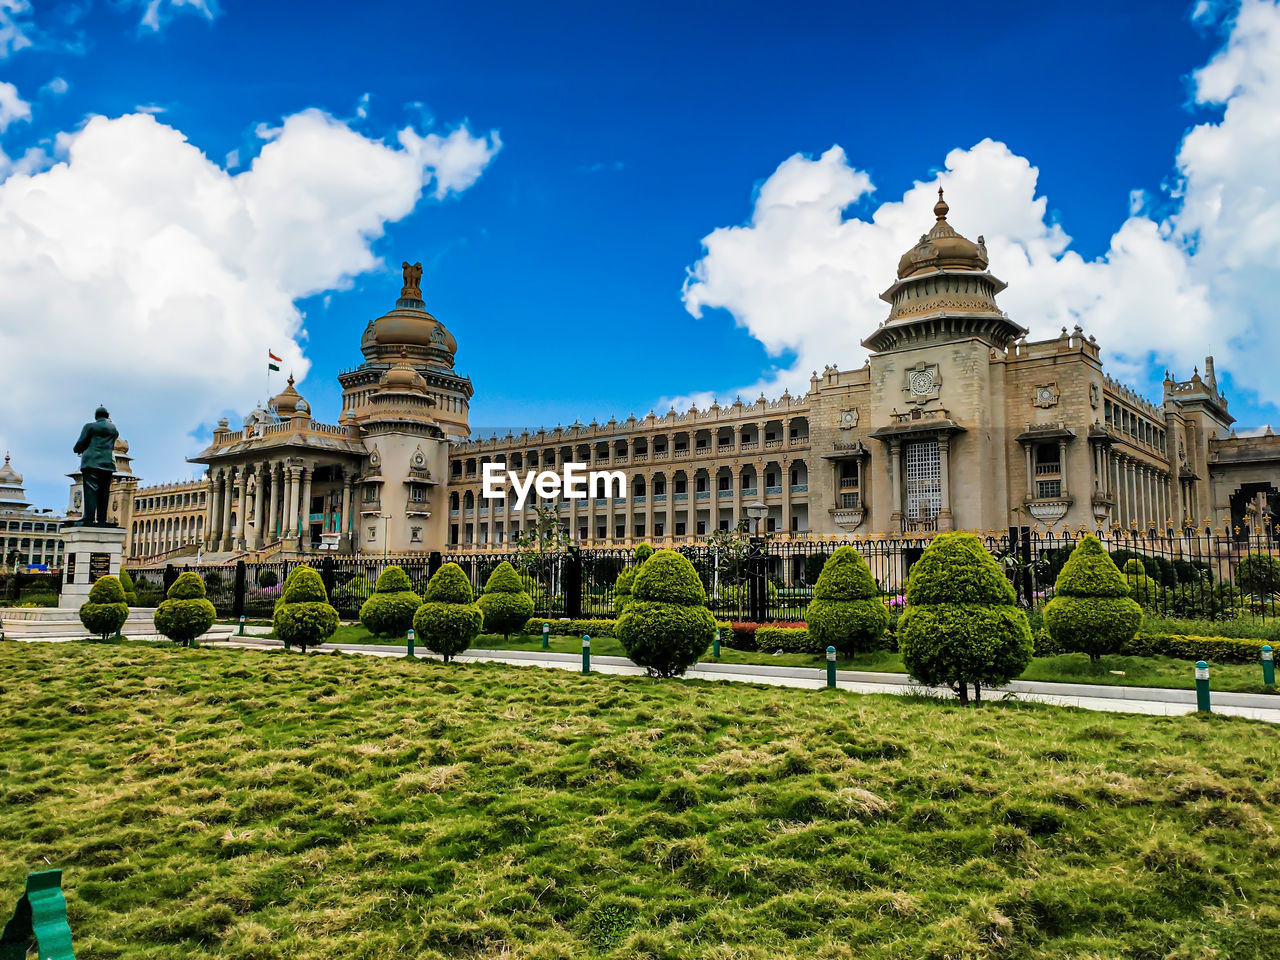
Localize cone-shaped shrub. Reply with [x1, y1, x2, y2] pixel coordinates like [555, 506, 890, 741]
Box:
[413, 562, 483, 662]
[359, 564, 422, 638]
[118, 568, 139, 606]
[1122, 558, 1162, 608]
[806, 545, 889, 655]
[79, 575, 129, 640]
[617, 550, 717, 677]
[272, 565, 338, 652]
[898, 532, 1033, 706]
[1042, 535, 1141, 661]
[614, 566, 637, 615]
[477, 561, 534, 639]
[154, 571, 217, 647]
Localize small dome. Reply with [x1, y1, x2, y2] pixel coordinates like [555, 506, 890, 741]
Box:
[896, 188, 989, 279]
[363, 259, 458, 366]
[271, 374, 306, 418]
[113, 437, 130, 455]
[378, 347, 430, 395]
[0, 452, 21, 485]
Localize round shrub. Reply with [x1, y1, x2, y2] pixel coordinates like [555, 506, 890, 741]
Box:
[79, 575, 129, 640]
[413, 562, 483, 662]
[1042, 535, 1141, 661]
[477, 561, 534, 639]
[257, 569, 279, 589]
[1236, 552, 1280, 596]
[272, 565, 338, 652]
[154, 572, 217, 646]
[898, 532, 1033, 706]
[359, 564, 422, 638]
[1123, 558, 1162, 608]
[617, 550, 717, 677]
[118, 568, 139, 606]
[807, 545, 889, 655]
[614, 566, 637, 615]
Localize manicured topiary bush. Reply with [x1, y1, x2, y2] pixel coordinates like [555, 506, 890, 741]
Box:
[413, 562, 483, 662]
[807, 545, 889, 655]
[634, 542, 654, 564]
[79, 575, 129, 640]
[1236, 552, 1280, 597]
[272, 565, 339, 653]
[153, 571, 217, 647]
[897, 532, 1033, 706]
[1042, 535, 1142, 661]
[359, 565, 422, 638]
[614, 567, 637, 615]
[617, 550, 717, 678]
[1123, 558, 1162, 608]
[118, 568, 139, 606]
[477, 561, 534, 639]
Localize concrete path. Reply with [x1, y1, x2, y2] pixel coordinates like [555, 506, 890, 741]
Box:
[207, 634, 1280, 724]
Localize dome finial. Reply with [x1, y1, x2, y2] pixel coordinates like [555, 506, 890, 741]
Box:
[934, 186, 949, 221]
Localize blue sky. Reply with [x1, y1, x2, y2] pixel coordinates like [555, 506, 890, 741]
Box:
[3, 0, 1279, 509]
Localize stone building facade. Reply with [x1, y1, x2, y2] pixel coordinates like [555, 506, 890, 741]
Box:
[123, 195, 1278, 564]
[126, 480, 209, 561]
[1, 453, 67, 571]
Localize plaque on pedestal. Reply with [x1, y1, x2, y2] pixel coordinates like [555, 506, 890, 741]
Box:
[59, 526, 127, 609]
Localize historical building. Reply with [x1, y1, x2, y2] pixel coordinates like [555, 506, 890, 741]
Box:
[126, 479, 209, 561]
[1, 453, 67, 571]
[124, 195, 1279, 565]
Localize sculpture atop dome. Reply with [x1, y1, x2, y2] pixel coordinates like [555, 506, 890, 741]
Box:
[401, 260, 423, 300]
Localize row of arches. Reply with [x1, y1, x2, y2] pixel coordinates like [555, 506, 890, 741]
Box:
[130, 514, 205, 558]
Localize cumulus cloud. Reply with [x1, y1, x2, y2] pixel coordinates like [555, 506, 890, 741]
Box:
[135, 0, 220, 32]
[0, 0, 34, 58]
[0, 80, 30, 130]
[41, 76, 69, 96]
[0, 109, 499, 507]
[682, 0, 1280, 417]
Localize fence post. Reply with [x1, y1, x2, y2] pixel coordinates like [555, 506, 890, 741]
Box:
[1263, 645, 1275, 686]
[0, 868, 76, 960]
[582, 635, 590, 674]
[1018, 526, 1033, 605]
[163, 563, 177, 594]
[232, 561, 246, 623]
[747, 538, 767, 624]
[428, 551, 443, 578]
[320, 556, 335, 603]
[565, 546, 583, 620]
[1195, 660, 1211, 713]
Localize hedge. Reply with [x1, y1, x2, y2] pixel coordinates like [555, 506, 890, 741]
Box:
[1035, 628, 1271, 665]
[477, 562, 534, 639]
[524, 616, 735, 640]
[1043, 535, 1142, 661]
[359, 564, 422, 638]
[273, 565, 339, 652]
[807, 545, 889, 655]
[617, 550, 717, 677]
[414, 562, 483, 662]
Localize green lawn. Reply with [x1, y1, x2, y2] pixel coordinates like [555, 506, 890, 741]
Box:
[4, 643, 1280, 958]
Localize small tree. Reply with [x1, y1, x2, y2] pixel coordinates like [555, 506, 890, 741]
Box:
[154, 571, 217, 647]
[477, 561, 534, 639]
[1122, 558, 1162, 609]
[807, 545, 889, 655]
[79, 575, 129, 640]
[898, 532, 1033, 706]
[359, 565, 422, 638]
[1042, 535, 1142, 661]
[272, 565, 339, 653]
[413, 562, 483, 662]
[1236, 552, 1280, 597]
[617, 550, 717, 678]
[118, 568, 139, 606]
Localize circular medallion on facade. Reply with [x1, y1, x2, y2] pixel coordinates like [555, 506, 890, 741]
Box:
[1036, 385, 1056, 404]
[840, 410, 856, 427]
[413, 451, 426, 467]
[909, 370, 935, 396]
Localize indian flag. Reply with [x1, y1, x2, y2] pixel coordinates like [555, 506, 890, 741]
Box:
[268, 350, 281, 372]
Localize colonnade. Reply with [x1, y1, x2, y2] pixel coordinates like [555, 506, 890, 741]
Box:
[1107, 451, 1176, 528]
[204, 461, 355, 553]
[130, 515, 205, 558]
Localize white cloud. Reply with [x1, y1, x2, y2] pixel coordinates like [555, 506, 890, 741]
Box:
[0, 109, 499, 507]
[682, 0, 1280, 418]
[224, 147, 239, 169]
[41, 76, 69, 96]
[0, 80, 30, 131]
[135, 0, 220, 32]
[0, 0, 34, 58]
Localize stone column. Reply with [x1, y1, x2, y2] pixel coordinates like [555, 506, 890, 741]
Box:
[284, 464, 299, 545]
[781, 457, 792, 537]
[340, 473, 353, 550]
[267, 463, 281, 542]
[220, 467, 235, 551]
[644, 471, 654, 540]
[1058, 438, 1069, 497]
[252, 464, 267, 549]
[233, 467, 249, 549]
[937, 438, 953, 530]
[1023, 444, 1034, 500]
[889, 440, 903, 531]
[299, 466, 313, 551]
[207, 471, 222, 549]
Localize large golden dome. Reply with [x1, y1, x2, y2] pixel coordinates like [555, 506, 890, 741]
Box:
[896, 189, 989, 279]
[270, 374, 306, 418]
[363, 260, 458, 366]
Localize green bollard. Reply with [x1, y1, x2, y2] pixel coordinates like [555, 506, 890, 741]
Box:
[713, 629, 721, 659]
[826, 646, 837, 688]
[0, 868, 77, 960]
[237, 615, 246, 637]
[406, 627, 415, 659]
[582, 635, 591, 674]
[1263, 645, 1275, 686]
[541, 623, 550, 650]
[1195, 660, 1211, 713]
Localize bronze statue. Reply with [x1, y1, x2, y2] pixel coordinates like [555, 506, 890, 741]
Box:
[73, 406, 119, 526]
[401, 260, 423, 297]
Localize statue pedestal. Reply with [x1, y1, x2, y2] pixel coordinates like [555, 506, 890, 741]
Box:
[59, 525, 127, 610]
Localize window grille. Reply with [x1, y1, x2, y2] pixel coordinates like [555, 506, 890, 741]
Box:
[904, 440, 941, 522]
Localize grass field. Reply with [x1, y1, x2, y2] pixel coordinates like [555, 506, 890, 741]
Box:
[278, 623, 1280, 695]
[3, 642, 1280, 959]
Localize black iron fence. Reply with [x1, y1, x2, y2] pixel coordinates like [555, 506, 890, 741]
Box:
[125, 526, 1280, 625]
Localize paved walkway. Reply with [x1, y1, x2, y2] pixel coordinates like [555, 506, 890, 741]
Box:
[208, 634, 1280, 724]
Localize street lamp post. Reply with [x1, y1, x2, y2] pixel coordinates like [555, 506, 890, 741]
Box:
[377, 512, 392, 561]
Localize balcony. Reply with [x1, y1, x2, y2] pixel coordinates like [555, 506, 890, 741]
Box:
[652, 450, 670, 460]
[790, 483, 808, 493]
[765, 485, 782, 495]
[653, 494, 668, 503]
[1034, 462, 1062, 476]
[740, 487, 758, 497]
[695, 490, 711, 499]
[674, 492, 689, 501]
[740, 441, 760, 452]
[764, 439, 782, 449]
[839, 477, 859, 489]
